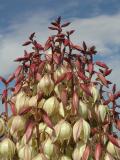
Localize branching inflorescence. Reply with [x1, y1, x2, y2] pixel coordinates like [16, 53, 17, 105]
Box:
[0, 17, 120, 160]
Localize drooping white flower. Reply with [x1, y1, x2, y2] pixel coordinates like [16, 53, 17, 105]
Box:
[37, 74, 54, 96]
[73, 118, 90, 143]
[10, 115, 26, 135]
[43, 138, 54, 158]
[54, 119, 72, 142]
[43, 96, 59, 116]
[0, 138, 16, 159]
[18, 144, 36, 160]
[15, 91, 30, 113]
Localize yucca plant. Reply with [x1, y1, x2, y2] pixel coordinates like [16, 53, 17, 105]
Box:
[0, 17, 120, 160]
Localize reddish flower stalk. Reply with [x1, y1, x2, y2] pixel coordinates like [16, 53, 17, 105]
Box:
[0, 17, 120, 160]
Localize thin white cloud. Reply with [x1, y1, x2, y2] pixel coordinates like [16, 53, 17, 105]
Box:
[0, 11, 120, 91]
[107, 55, 120, 90]
[68, 13, 120, 54]
[0, 11, 54, 77]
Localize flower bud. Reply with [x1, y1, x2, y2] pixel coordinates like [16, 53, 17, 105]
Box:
[43, 96, 59, 116]
[73, 118, 90, 143]
[78, 101, 88, 119]
[18, 144, 36, 160]
[54, 120, 72, 142]
[95, 104, 107, 122]
[59, 155, 72, 160]
[106, 141, 120, 158]
[29, 95, 38, 107]
[10, 115, 26, 135]
[42, 138, 54, 158]
[0, 138, 16, 159]
[37, 74, 54, 96]
[72, 142, 86, 160]
[15, 91, 30, 113]
[0, 118, 5, 137]
[90, 85, 99, 102]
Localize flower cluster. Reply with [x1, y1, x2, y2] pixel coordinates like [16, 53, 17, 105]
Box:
[0, 17, 120, 160]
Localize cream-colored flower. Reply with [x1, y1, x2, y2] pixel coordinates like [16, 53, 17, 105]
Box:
[43, 96, 59, 116]
[37, 74, 54, 96]
[43, 138, 54, 158]
[73, 118, 90, 143]
[15, 91, 30, 113]
[0, 138, 16, 159]
[54, 120, 72, 142]
[54, 66, 66, 81]
[18, 144, 36, 160]
[10, 115, 26, 135]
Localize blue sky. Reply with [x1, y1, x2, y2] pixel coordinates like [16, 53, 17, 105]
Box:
[0, 0, 120, 112]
